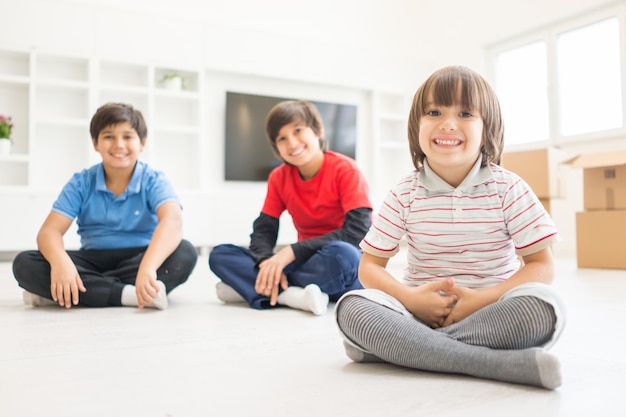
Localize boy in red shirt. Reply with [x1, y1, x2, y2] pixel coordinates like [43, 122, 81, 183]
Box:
[209, 100, 372, 315]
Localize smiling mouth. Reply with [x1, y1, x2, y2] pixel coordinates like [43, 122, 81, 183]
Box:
[434, 138, 462, 146]
[289, 147, 306, 157]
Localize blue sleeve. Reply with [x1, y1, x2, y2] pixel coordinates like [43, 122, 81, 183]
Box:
[51, 171, 89, 220]
[144, 168, 180, 213]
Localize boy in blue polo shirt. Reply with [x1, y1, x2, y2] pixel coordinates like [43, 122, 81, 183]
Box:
[12, 102, 197, 309]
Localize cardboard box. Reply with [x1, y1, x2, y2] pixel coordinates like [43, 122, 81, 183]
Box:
[576, 210, 626, 269]
[566, 149, 626, 210]
[501, 147, 568, 198]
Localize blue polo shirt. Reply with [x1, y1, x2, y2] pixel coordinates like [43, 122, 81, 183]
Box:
[52, 161, 179, 250]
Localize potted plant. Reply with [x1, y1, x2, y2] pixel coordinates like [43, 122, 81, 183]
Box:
[159, 73, 186, 91]
[0, 115, 13, 156]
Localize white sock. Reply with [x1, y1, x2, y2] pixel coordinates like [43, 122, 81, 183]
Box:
[22, 291, 57, 307]
[121, 281, 168, 310]
[215, 282, 246, 303]
[277, 284, 329, 315]
[150, 281, 168, 310]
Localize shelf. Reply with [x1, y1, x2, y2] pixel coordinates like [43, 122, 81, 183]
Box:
[153, 95, 199, 126]
[99, 85, 149, 94]
[378, 147, 415, 180]
[377, 92, 411, 115]
[154, 67, 199, 93]
[0, 50, 30, 78]
[30, 124, 91, 189]
[153, 125, 200, 134]
[0, 47, 204, 193]
[151, 131, 201, 191]
[34, 85, 90, 120]
[35, 118, 89, 127]
[0, 153, 29, 162]
[0, 159, 28, 186]
[35, 54, 88, 83]
[100, 61, 148, 88]
[379, 118, 407, 143]
[0, 81, 29, 155]
[97, 90, 149, 113]
[153, 89, 199, 99]
[35, 79, 90, 90]
[0, 75, 29, 85]
[371, 91, 413, 197]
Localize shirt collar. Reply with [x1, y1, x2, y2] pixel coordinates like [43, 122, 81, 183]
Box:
[420, 155, 492, 191]
[95, 161, 144, 195]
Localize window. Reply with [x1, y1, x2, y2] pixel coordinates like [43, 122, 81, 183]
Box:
[556, 17, 622, 136]
[489, 6, 625, 147]
[495, 42, 549, 145]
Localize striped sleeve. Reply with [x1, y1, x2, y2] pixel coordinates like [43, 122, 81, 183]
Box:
[497, 167, 560, 256]
[360, 172, 415, 258]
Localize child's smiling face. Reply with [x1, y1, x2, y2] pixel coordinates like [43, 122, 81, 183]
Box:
[93, 122, 144, 172]
[418, 89, 484, 186]
[275, 119, 324, 179]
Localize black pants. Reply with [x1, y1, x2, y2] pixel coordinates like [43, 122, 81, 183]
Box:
[12, 239, 198, 307]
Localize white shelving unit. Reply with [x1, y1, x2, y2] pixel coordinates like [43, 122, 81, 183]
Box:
[150, 67, 202, 191]
[0, 47, 203, 193]
[370, 91, 414, 202]
[0, 47, 205, 252]
[0, 48, 30, 187]
[0, 44, 386, 252]
[31, 52, 91, 189]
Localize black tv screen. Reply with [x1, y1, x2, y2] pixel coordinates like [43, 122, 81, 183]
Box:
[224, 92, 357, 181]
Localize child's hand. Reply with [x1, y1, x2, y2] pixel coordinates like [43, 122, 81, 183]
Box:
[255, 260, 289, 305]
[255, 247, 293, 305]
[50, 257, 86, 308]
[402, 278, 458, 328]
[442, 287, 491, 326]
[135, 269, 160, 308]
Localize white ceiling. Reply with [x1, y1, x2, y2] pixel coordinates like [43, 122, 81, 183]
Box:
[407, 0, 618, 45]
[61, 0, 620, 76]
[66, 0, 618, 41]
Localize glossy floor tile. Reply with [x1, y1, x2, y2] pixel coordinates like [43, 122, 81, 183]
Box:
[1, 252, 624, 417]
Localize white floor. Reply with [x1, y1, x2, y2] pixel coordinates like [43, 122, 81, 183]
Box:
[1, 252, 625, 417]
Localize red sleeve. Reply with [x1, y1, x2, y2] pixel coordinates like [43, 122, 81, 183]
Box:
[333, 153, 372, 213]
[261, 164, 287, 218]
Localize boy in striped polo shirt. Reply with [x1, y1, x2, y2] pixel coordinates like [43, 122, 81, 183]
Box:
[335, 66, 566, 390]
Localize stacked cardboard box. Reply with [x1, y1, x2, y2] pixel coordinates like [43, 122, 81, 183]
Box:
[501, 147, 568, 213]
[567, 149, 626, 269]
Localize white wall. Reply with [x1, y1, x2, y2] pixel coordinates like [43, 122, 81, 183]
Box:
[2, 0, 427, 92]
[0, 0, 423, 251]
[0, 0, 619, 257]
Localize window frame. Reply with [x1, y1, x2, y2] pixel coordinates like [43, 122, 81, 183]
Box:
[486, 2, 626, 152]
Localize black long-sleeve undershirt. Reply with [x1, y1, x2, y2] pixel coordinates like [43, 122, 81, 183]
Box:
[248, 207, 372, 267]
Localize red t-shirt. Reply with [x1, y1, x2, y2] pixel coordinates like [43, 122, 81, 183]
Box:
[261, 151, 371, 241]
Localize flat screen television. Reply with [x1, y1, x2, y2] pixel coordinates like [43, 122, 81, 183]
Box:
[224, 92, 357, 181]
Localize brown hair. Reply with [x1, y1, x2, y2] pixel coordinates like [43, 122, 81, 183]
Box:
[90, 102, 148, 143]
[407, 66, 504, 170]
[265, 100, 327, 160]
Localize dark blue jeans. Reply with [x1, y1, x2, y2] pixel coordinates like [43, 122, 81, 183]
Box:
[208, 241, 364, 309]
